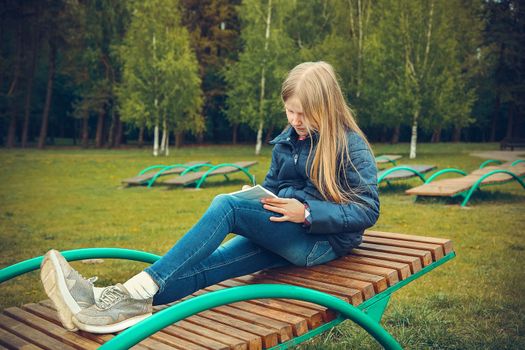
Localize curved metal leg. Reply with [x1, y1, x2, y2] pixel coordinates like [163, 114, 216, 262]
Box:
[461, 169, 525, 207]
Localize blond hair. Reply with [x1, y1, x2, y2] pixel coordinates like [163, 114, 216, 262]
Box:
[281, 61, 372, 204]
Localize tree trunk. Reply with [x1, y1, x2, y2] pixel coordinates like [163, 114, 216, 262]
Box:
[175, 131, 184, 148]
[490, 94, 500, 142]
[21, 37, 37, 148]
[153, 124, 159, 156]
[452, 126, 461, 142]
[409, 111, 419, 159]
[81, 109, 89, 148]
[160, 118, 167, 154]
[232, 123, 238, 145]
[38, 41, 57, 149]
[431, 126, 441, 143]
[391, 125, 400, 144]
[505, 104, 514, 139]
[6, 104, 18, 148]
[115, 115, 123, 147]
[255, 0, 272, 156]
[95, 109, 105, 148]
[7, 22, 23, 148]
[138, 125, 144, 148]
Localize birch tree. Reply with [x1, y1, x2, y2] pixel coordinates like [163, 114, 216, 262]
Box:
[118, 0, 203, 156]
[224, 0, 295, 155]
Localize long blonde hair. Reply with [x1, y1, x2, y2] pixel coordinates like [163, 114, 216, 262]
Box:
[281, 61, 372, 204]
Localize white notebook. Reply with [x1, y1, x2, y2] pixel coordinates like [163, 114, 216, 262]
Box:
[229, 185, 277, 200]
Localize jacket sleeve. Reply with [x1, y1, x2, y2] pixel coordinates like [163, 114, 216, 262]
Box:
[305, 148, 380, 234]
[262, 148, 280, 195]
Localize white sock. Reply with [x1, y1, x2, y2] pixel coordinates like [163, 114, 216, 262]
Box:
[123, 271, 159, 300]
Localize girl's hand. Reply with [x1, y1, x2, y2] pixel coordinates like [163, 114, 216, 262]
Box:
[261, 197, 305, 223]
[242, 185, 252, 190]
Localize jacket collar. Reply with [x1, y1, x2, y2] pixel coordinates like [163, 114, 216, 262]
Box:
[269, 127, 319, 145]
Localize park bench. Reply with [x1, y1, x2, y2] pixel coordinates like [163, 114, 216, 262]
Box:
[375, 155, 402, 167]
[406, 160, 525, 207]
[122, 161, 210, 187]
[162, 161, 258, 189]
[378, 165, 436, 187]
[500, 137, 525, 151]
[0, 230, 454, 349]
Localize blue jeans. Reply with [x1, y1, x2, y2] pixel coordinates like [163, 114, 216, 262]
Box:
[145, 194, 339, 305]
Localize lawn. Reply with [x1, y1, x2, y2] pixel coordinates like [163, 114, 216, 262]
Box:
[0, 143, 524, 349]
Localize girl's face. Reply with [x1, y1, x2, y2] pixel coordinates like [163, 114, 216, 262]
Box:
[285, 96, 308, 138]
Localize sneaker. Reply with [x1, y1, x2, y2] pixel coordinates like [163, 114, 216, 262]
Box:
[40, 249, 97, 331]
[73, 284, 152, 333]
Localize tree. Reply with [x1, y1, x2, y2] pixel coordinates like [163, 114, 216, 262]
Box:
[224, 0, 296, 155]
[118, 0, 203, 156]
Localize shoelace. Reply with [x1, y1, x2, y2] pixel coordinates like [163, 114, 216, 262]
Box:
[96, 286, 126, 310]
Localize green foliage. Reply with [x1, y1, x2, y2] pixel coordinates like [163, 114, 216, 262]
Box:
[117, 0, 203, 134]
[223, 0, 297, 132]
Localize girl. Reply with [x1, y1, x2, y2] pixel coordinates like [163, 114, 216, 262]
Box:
[40, 61, 379, 333]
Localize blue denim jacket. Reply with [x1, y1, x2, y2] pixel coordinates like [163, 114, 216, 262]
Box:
[262, 127, 380, 256]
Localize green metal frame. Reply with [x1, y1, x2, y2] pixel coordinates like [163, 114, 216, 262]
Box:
[375, 156, 398, 166]
[146, 163, 209, 188]
[0, 248, 456, 350]
[378, 166, 428, 186]
[479, 159, 503, 169]
[459, 169, 525, 207]
[192, 163, 256, 189]
[424, 168, 468, 184]
[511, 159, 524, 166]
[0, 248, 161, 284]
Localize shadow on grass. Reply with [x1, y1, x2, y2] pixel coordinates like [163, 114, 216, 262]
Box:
[378, 182, 414, 193]
[414, 189, 524, 207]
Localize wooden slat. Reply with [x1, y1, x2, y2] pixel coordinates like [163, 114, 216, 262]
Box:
[358, 243, 433, 266]
[341, 255, 411, 280]
[0, 313, 77, 350]
[363, 236, 444, 261]
[186, 314, 261, 350]
[274, 266, 376, 299]
[160, 324, 229, 350]
[192, 291, 293, 343]
[198, 310, 279, 349]
[0, 327, 43, 350]
[351, 248, 422, 273]
[219, 279, 324, 329]
[204, 285, 309, 337]
[37, 300, 149, 350]
[326, 259, 399, 287]
[150, 332, 208, 350]
[175, 319, 247, 350]
[307, 264, 388, 293]
[233, 275, 337, 322]
[258, 272, 363, 305]
[5, 306, 100, 350]
[365, 230, 453, 255]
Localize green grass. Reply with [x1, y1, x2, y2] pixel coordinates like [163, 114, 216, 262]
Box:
[0, 143, 524, 349]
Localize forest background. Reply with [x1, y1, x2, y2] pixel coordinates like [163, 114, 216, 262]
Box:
[1, 0, 524, 157]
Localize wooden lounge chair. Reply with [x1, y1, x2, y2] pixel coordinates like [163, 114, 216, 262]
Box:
[0, 230, 454, 350]
[122, 161, 210, 187]
[406, 160, 525, 207]
[375, 155, 402, 167]
[163, 161, 258, 189]
[378, 165, 437, 186]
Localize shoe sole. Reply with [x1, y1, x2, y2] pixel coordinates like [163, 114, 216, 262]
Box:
[40, 250, 80, 331]
[73, 312, 152, 333]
